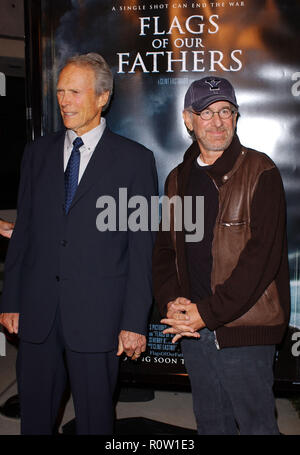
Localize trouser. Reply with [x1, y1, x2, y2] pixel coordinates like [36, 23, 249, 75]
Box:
[181, 328, 279, 435]
[16, 306, 119, 435]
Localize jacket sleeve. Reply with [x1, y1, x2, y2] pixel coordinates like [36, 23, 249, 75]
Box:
[119, 150, 158, 335]
[152, 173, 182, 317]
[198, 167, 288, 330]
[0, 144, 32, 313]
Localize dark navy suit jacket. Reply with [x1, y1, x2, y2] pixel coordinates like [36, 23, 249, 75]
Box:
[0, 126, 158, 352]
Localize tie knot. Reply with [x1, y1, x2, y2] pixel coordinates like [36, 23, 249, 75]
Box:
[73, 137, 83, 149]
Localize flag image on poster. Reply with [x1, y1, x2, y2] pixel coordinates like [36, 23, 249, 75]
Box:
[36, 0, 300, 386]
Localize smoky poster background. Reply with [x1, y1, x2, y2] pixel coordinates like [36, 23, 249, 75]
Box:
[36, 0, 300, 387]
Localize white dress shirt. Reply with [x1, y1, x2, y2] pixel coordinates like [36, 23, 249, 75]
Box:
[63, 118, 106, 183]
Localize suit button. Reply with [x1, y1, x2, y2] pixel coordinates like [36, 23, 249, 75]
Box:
[56, 275, 60, 282]
[61, 240, 68, 246]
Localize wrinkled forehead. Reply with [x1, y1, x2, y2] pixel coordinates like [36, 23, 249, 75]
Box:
[57, 63, 96, 86]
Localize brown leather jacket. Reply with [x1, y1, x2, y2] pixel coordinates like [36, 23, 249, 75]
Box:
[153, 136, 290, 348]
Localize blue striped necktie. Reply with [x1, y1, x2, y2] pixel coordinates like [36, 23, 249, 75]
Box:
[64, 136, 83, 214]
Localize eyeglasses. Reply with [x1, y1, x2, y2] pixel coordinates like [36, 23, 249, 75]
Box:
[188, 107, 237, 121]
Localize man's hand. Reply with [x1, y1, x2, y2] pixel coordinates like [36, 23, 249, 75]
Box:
[0, 219, 14, 239]
[161, 297, 205, 343]
[164, 297, 200, 341]
[166, 297, 191, 318]
[0, 313, 19, 334]
[117, 330, 147, 360]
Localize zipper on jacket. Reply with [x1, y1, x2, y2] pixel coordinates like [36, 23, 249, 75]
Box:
[210, 175, 220, 352]
[220, 221, 246, 227]
[214, 331, 220, 350]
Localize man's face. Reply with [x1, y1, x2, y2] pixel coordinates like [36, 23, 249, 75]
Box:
[56, 64, 109, 136]
[183, 100, 237, 155]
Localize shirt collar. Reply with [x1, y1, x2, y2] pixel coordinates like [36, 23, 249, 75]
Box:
[65, 117, 106, 152]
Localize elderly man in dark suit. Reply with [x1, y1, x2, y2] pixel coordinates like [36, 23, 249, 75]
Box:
[0, 53, 157, 435]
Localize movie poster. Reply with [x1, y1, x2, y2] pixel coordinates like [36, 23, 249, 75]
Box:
[38, 0, 300, 386]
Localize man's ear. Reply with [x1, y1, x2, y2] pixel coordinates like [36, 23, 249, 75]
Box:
[233, 111, 239, 130]
[98, 90, 110, 109]
[182, 110, 193, 132]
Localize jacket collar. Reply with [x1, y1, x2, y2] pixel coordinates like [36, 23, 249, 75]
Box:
[177, 134, 243, 194]
[205, 134, 242, 187]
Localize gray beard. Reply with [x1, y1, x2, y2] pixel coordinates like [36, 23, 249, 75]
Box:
[197, 133, 234, 153]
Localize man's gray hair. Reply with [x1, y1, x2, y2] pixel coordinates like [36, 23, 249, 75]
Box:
[64, 52, 113, 110]
[184, 108, 196, 142]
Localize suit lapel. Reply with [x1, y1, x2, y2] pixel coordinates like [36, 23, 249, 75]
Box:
[44, 130, 65, 209]
[68, 127, 116, 212]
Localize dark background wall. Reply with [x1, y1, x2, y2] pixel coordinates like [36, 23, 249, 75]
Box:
[0, 0, 26, 210]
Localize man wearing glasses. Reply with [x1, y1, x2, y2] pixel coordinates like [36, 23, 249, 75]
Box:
[153, 77, 290, 434]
